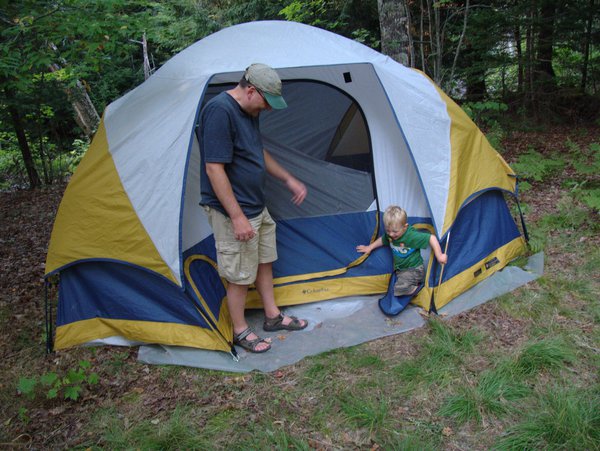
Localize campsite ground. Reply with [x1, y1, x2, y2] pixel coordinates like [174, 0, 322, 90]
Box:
[1, 125, 598, 449]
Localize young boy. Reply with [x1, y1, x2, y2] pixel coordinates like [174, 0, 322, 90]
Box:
[356, 206, 448, 296]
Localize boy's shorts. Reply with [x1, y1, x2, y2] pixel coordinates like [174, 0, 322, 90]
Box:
[203, 206, 277, 285]
[394, 265, 425, 296]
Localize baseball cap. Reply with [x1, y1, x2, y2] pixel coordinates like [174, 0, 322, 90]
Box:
[244, 63, 288, 109]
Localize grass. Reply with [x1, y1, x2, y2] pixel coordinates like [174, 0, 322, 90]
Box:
[89, 405, 212, 449]
[438, 368, 530, 424]
[494, 386, 600, 450]
[339, 391, 390, 433]
[391, 318, 483, 391]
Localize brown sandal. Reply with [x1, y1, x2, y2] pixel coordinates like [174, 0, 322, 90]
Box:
[233, 328, 271, 353]
[263, 313, 308, 332]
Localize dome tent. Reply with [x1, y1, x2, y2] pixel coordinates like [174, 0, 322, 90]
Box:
[45, 20, 526, 355]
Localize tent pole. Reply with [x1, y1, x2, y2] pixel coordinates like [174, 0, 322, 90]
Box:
[44, 279, 54, 354]
[431, 231, 451, 313]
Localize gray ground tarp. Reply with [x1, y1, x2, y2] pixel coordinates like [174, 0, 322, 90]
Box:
[138, 253, 543, 373]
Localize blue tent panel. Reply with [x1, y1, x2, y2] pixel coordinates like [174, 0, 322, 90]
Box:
[274, 211, 389, 279]
[430, 190, 521, 285]
[378, 272, 424, 316]
[57, 262, 207, 328]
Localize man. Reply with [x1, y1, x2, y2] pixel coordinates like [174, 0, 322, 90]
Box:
[197, 63, 308, 353]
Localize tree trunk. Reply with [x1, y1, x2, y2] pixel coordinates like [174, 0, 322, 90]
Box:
[66, 79, 100, 137]
[48, 43, 100, 137]
[514, 24, 524, 94]
[525, 0, 536, 115]
[535, 0, 557, 90]
[448, 0, 470, 85]
[142, 32, 151, 80]
[377, 0, 411, 66]
[433, 0, 442, 84]
[419, 0, 427, 71]
[581, 0, 595, 92]
[463, 44, 487, 102]
[7, 103, 41, 189]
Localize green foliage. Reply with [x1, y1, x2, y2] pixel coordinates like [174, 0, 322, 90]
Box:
[67, 138, 89, 173]
[16, 377, 38, 400]
[17, 406, 30, 424]
[16, 360, 99, 403]
[462, 101, 509, 151]
[278, 0, 380, 48]
[0, 132, 28, 189]
[512, 148, 566, 183]
[351, 27, 380, 49]
[563, 141, 600, 211]
[462, 101, 508, 126]
[540, 196, 598, 233]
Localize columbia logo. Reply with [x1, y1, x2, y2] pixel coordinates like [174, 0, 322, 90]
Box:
[302, 288, 329, 295]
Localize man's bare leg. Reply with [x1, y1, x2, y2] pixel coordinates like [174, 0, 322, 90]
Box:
[227, 281, 270, 352]
[255, 263, 306, 328]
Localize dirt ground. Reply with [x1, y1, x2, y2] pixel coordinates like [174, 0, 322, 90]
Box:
[0, 125, 598, 448]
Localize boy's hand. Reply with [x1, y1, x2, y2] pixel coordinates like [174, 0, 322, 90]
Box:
[356, 245, 370, 254]
[438, 253, 448, 265]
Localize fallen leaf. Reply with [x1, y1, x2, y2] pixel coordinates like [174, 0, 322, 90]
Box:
[442, 426, 453, 436]
[49, 406, 66, 416]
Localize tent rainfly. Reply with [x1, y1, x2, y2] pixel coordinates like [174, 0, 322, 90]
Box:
[45, 20, 527, 356]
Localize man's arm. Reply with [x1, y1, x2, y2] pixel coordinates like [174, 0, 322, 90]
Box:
[263, 150, 307, 205]
[205, 162, 255, 241]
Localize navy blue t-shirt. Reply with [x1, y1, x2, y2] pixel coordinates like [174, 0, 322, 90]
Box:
[197, 92, 266, 218]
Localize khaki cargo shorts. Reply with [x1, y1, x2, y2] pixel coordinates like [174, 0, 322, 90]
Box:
[204, 206, 277, 285]
[393, 265, 425, 296]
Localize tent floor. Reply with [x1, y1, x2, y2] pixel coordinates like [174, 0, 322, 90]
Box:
[138, 253, 544, 373]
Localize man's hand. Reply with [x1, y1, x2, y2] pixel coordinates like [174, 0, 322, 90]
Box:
[286, 177, 307, 205]
[231, 215, 255, 242]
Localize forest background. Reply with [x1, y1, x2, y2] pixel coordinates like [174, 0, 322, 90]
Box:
[0, 0, 598, 189]
[0, 1, 599, 449]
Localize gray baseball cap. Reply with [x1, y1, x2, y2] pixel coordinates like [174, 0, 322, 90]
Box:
[244, 63, 288, 109]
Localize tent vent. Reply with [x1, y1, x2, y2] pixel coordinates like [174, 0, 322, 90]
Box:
[343, 72, 352, 83]
[474, 268, 482, 277]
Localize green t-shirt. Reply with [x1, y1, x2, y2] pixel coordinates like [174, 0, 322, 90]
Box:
[382, 225, 431, 270]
